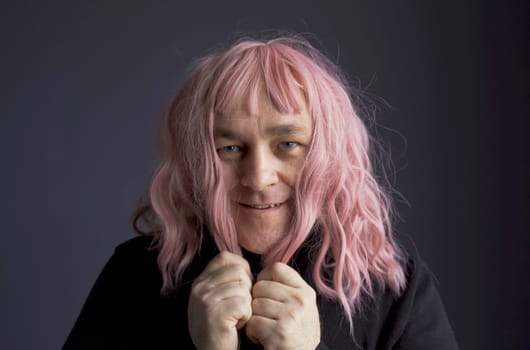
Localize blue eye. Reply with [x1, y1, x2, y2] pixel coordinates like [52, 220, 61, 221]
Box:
[279, 141, 299, 150]
[217, 145, 241, 153]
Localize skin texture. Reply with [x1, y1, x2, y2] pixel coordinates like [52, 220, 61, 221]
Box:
[213, 92, 312, 254]
[246, 262, 321, 350]
[188, 94, 320, 349]
[188, 252, 254, 350]
[188, 254, 321, 350]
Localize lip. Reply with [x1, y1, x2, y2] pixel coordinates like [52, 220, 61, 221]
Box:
[238, 201, 286, 210]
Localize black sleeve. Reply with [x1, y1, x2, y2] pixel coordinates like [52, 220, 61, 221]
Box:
[316, 342, 330, 350]
[63, 237, 165, 349]
[392, 258, 460, 350]
[317, 246, 459, 349]
[64, 248, 134, 348]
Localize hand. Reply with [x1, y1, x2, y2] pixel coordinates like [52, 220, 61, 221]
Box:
[188, 251, 253, 350]
[246, 262, 321, 350]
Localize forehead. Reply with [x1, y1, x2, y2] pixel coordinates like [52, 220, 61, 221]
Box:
[214, 95, 312, 139]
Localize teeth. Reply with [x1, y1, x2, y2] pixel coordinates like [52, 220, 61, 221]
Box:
[245, 203, 281, 209]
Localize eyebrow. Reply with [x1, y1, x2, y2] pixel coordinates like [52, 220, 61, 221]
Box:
[214, 124, 310, 139]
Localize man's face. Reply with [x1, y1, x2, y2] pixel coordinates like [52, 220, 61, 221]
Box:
[213, 93, 313, 254]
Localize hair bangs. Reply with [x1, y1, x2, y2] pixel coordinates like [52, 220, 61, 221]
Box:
[212, 43, 306, 119]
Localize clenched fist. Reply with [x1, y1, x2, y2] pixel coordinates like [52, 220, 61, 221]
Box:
[246, 262, 321, 350]
[188, 253, 321, 350]
[188, 251, 253, 350]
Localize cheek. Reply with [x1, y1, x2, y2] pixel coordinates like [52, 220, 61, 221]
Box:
[221, 162, 239, 190]
[284, 162, 304, 188]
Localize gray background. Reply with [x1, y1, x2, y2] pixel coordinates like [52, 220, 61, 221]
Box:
[2, 0, 528, 349]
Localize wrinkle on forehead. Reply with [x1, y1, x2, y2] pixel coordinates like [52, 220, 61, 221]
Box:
[215, 89, 311, 138]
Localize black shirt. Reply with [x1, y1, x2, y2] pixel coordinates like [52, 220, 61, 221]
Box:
[64, 235, 459, 349]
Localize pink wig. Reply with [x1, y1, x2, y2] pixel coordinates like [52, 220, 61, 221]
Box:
[134, 35, 406, 330]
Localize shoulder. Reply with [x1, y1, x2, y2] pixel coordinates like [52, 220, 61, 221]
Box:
[400, 239, 437, 293]
[397, 237, 444, 314]
[110, 235, 159, 267]
[111, 233, 218, 286]
[357, 237, 439, 317]
[92, 235, 161, 291]
[374, 236, 446, 327]
[378, 238, 459, 349]
[115, 234, 157, 254]
[326, 237, 459, 349]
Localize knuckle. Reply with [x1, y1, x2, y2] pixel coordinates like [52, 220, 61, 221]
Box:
[189, 283, 204, 300]
[297, 286, 316, 305]
[242, 290, 253, 304]
[307, 286, 317, 300]
[227, 296, 251, 315]
[291, 290, 306, 307]
[191, 278, 213, 297]
[251, 297, 262, 310]
[216, 251, 234, 263]
[245, 318, 257, 337]
[271, 262, 284, 273]
[275, 318, 293, 339]
[251, 280, 264, 295]
[284, 305, 299, 322]
[253, 279, 264, 289]
[195, 290, 210, 305]
[246, 316, 265, 337]
[299, 290, 314, 305]
[234, 264, 248, 277]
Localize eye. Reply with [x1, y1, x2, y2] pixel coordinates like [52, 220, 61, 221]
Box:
[217, 145, 241, 154]
[278, 141, 299, 150]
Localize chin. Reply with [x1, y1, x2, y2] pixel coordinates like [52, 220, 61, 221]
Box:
[240, 244, 267, 255]
[232, 208, 292, 255]
[237, 231, 284, 255]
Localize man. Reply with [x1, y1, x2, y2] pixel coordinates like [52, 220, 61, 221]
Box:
[65, 35, 459, 349]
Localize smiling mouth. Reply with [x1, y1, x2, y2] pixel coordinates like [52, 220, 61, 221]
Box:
[239, 202, 284, 210]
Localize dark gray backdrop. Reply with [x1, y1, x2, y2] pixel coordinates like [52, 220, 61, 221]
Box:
[2, 0, 528, 349]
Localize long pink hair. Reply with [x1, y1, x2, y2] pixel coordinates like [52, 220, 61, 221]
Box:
[134, 35, 406, 330]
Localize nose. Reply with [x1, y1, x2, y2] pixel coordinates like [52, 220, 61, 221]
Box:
[240, 147, 278, 191]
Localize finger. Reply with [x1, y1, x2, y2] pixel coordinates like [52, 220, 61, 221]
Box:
[251, 297, 284, 320]
[195, 264, 253, 291]
[245, 315, 276, 345]
[257, 262, 306, 288]
[200, 280, 253, 302]
[197, 251, 253, 281]
[188, 285, 252, 346]
[251, 280, 292, 302]
[197, 251, 252, 282]
[220, 294, 253, 327]
[189, 283, 252, 329]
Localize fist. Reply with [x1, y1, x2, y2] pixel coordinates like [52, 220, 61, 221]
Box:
[188, 251, 253, 350]
[246, 262, 321, 350]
